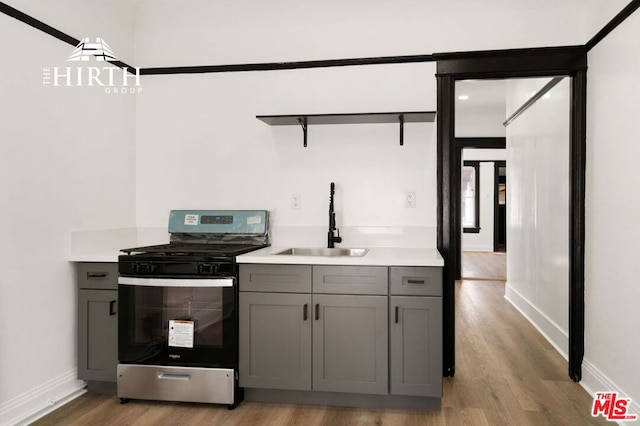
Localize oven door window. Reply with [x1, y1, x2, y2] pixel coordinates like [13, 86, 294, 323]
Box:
[119, 284, 236, 368]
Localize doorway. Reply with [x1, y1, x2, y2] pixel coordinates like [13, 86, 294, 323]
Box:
[460, 156, 507, 281]
[455, 77, 572, 366]
[494, 162, 507, 253]
[435, 46, 587, 381]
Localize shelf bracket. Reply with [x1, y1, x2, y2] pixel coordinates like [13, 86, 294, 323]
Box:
[297, 117, 308, 147]
[399, 114, 405, 146]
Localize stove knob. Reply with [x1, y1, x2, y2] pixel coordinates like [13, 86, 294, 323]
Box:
[198, 263, 215, 275]
[133, 263, 151, 274]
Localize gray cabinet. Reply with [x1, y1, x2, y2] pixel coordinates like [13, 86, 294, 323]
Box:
[390, 267, 442, 398]
[239, 263, 443, 404]
[313, 294, 388, 395]
[239, 292, 312, 390]
[239, 264, 312, 391]
[77, 263, 118, 383]
[239, 264, 388, 395]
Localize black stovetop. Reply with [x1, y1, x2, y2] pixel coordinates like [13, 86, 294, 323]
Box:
[118, 242, 267, 277]
[120, 242, 265, 258]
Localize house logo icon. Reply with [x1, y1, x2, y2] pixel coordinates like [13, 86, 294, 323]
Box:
[42, 36, 141, 94]
[67, 37, 117, 62]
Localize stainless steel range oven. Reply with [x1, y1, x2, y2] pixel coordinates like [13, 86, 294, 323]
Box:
[117, 210, 268, 408]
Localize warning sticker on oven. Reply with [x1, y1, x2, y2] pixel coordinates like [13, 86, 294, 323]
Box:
[168, 320, 194, 348]
[184, 214, 199, 226]
[247, 216, 262, 225]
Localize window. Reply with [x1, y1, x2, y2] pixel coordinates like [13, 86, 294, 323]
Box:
[462, 161, 480, 233]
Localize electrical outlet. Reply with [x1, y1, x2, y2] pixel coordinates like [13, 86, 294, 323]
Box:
[291, 193, 301, 209]
[405, 191, 416, 208]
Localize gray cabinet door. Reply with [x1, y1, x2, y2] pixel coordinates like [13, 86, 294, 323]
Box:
[78, 289, 118, 382]
[390, 296, 442, 397]
[239, 292, 312, 390]
[312, 294, 388, 395]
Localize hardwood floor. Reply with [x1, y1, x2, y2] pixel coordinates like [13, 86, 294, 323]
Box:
[34, 277, 605, 425]
[462, 251, 506, 280]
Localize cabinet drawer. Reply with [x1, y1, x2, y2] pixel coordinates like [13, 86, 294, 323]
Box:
[390, 267, 442, 296]
[239, 264, 312, 293]
[313, 266, 388, 295]
[77, 263, 118, 290]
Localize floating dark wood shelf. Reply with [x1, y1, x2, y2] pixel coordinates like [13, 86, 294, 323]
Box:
[257, 111, 436, 147]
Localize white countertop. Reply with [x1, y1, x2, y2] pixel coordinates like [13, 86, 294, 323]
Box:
[70, 252, 122, 262]
[68, 227, 169, 263]
[68, 226, 443, 266]
[236, 246, 444, 267]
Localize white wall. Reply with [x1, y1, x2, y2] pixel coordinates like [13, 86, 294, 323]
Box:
[463, 149, 507, 162]
[581, 0, 633, 40]
[135, 64, 438, 245]
[0, 2, 136, 423]
[134, 0, 593, 67]
[583, 8, 640, 413]
[504, 78, 570, 357]
[134, 0, 591, 245]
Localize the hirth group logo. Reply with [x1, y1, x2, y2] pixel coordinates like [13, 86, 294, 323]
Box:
[42, 37, 141, 94]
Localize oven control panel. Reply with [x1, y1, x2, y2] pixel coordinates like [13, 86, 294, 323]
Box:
[168, 210, 268, 235]
[201, 215, 233, 225]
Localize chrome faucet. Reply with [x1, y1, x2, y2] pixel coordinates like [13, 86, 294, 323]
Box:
[328, 182, 342, 248]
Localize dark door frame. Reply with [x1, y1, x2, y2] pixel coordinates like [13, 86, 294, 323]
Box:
[493, 161, 507, 253]
[435, 46, 587, 381]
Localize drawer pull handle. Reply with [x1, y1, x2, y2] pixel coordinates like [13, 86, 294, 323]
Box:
[407, 279, 425, 285]
[157, 372, 191, 381]
[109, 300, 117, 316]
[87, 272, 108, 279]
[303, 304, 308, 321]
[395, 306, 399, 323]
[315, 303, 320, 320]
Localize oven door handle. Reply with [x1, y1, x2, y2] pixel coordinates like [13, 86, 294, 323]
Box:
[118, 277, 234, 288]
[157, 372, 191, 381]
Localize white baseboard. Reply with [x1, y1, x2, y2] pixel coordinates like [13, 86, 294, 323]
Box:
[505, 284, 639, 424]
[504, 282, 568, 360]
[0, 369, 86, 426]
[581, 359, 640, 425]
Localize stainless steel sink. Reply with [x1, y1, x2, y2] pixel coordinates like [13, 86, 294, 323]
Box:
[273, 247, 369, 257]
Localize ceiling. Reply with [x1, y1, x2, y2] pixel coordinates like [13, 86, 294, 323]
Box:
[456, 80, 508, 116]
